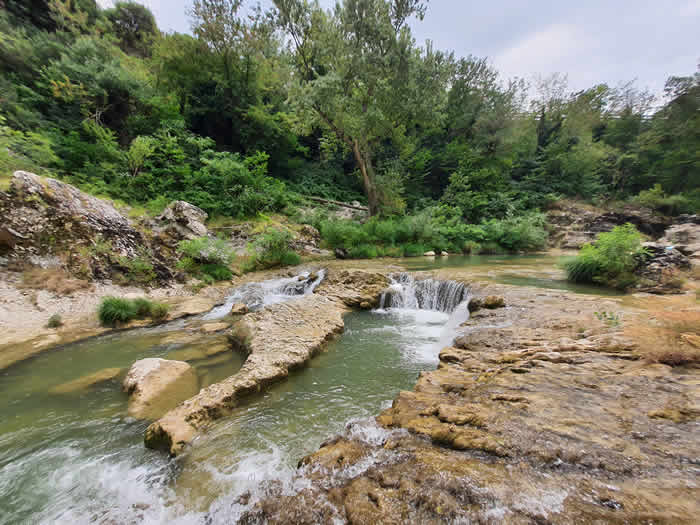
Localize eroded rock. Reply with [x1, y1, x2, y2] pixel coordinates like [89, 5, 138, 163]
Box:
[155, 201, 208, 241]
[248, 284, 700, 523]
[145, 269, 387, 455]
[50, 367, 122, 394]
[123, 358, 199, 420]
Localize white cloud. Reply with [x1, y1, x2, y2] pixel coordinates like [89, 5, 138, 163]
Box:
[494, 23, 595, 85]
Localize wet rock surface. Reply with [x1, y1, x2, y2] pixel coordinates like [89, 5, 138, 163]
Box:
[245, 284, 700, 524]
[145, 269, 388, 455]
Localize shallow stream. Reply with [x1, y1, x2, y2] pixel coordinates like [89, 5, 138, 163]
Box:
[0, 255, 615, 524]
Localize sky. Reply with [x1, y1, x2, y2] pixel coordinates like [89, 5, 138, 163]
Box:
[98, 0, 699, 97]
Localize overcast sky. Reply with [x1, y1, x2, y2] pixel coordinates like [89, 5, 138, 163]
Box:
[99, 0, 699, 97]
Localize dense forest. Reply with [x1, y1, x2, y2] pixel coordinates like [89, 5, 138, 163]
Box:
[1, 0, 698, 256]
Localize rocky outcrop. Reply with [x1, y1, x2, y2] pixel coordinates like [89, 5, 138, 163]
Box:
[660, 221, 700, 267]
[154, 200, 208, 242]
[123, 358, 199, 420]
[0, 171, 173, 282]
[145, 294, 346, 454]
[547, 201, 673, 249]
[245, 285, 700, 524]
[144, 268, 388, 455]
[634, 242, 691, 293]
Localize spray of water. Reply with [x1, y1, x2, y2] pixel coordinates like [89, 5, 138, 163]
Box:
[205, 269, 326, 319]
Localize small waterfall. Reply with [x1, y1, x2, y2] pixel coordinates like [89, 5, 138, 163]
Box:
[205, 269, 326, 319]
[379, 273, 468, 314]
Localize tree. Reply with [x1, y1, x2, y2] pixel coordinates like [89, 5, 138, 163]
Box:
[274, 0, 433, 216]
[104, 1, 158, 57]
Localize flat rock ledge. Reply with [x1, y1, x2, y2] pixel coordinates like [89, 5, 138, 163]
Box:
[242, 285, 700, 524]
[145, 269, 389, 455]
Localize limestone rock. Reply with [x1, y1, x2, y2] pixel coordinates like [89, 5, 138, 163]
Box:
[660, 222, 700, 267]
[423, 251, 436, 257]
[0, 171, 173, 281]
[440, 251, 449, 256]
[230, 303, 249, 315]
[50, 367, 122, 394]
[155, 200, 208, 241]
[145, 293, 347, 455]
[199, 322, 230, 333]
[483, 295, 505, 309]
[123, 358, 199, 420]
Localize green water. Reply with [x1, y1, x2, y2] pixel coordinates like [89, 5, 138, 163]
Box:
[0, 323, 244, 524]
[0, 306, 452, 524]
[399, 254, 624, 296]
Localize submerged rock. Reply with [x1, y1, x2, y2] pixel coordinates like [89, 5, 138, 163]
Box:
[145, 268, 387, 455]
[50, 367, 122, 394]
[123, 358, 198, 420]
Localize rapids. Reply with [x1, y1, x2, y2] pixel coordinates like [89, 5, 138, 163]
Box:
[0, 270, 471, 524]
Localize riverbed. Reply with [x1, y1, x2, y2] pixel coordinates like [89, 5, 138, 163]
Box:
[0, 255, 637, 523]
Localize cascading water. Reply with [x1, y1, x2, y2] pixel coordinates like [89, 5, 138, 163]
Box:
[0, 271, 475, 524]
[378, 273, 471, 354]
[379, 273, 468, 313]
[205, 269, 326, 319]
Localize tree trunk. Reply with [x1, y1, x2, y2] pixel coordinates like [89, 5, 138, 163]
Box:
[353, 140, 380, 216]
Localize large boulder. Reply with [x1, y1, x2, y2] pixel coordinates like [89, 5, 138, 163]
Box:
[155, 201, 208, 242]
[635, 242, 691, 293]
[0, 171, 173, 281]
[123, 358, 199, 420]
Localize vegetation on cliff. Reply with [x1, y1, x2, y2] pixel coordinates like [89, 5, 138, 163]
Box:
[1, 0, 698, 256]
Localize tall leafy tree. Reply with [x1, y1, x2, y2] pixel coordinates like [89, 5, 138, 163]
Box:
[274, 0, 433, 216]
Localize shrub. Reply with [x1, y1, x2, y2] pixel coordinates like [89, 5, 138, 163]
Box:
[565, 223, 647, 289]
[402, 243, 428, 257]
[245, 228, 300, 271]
[176, 236, 236, 283]
[98, 296, 169, 326]
[347, 244, 378, 259]
[632, 185, 695, 216]
[47, 313, 63, 328]
[117, 255, 156, 285]
[177, 236, 236, 266]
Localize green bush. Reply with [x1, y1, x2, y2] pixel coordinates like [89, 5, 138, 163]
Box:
[98, 296, 169, 326]
[318, 209, 548, 260]
[245, 228, 300, 271]
[98, 297, 138, 326]
[631, 185, 695, 216]
[177, 236, 236, 266]
[565, 223, 647, 289]
[176, 236, 236, 283]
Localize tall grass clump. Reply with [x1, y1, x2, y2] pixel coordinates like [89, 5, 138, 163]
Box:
[565, 223, 647, 289]
[98, 297, 169, 326]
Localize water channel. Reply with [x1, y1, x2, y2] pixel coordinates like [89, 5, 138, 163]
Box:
[0, 256, 616, 524]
